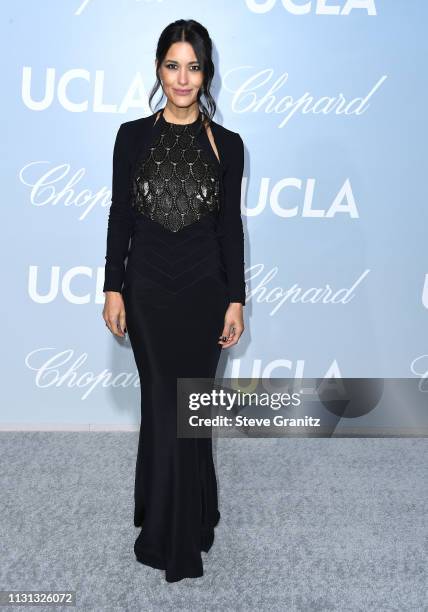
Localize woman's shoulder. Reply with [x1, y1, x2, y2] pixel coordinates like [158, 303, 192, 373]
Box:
[119, 114, 155, 133]
[209, 117, 242, 140]
[209, 119, 244, 159]
[114, 115, 157, 152]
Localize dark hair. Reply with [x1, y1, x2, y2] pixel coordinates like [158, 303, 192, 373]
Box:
[148, 19, 216, 132]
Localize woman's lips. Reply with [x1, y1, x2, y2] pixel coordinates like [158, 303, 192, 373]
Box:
[174, 89, 192, 95]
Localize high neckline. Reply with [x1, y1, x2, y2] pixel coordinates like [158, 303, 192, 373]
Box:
[159, 107, 201, 128]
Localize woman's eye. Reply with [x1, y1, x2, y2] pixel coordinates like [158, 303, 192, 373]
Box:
[165, 63, 200, 71]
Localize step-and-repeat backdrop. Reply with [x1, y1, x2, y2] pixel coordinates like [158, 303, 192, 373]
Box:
[3, 1, 427, 428]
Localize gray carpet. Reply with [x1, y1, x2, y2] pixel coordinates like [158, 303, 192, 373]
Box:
[0, 434, 426, 611]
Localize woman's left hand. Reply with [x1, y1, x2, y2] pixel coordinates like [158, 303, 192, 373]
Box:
[218, 303, 244, 349]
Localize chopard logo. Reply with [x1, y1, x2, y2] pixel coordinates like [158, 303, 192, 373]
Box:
[19, 161, 110, 221]
[223, 70, 387, 128]
[246, 265, 370, 316]
[25, 348, 139, 400]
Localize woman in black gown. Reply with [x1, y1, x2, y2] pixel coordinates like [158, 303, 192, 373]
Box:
[102, 19, 246, 582]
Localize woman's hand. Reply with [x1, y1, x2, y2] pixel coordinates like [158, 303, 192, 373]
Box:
[103, 291, 127, 338]
[218, 303, 244, 349]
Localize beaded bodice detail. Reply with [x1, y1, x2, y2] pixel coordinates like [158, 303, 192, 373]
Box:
[131, 110, 220, 233]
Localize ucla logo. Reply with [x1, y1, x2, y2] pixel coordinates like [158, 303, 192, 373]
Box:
[245, 0, 377, 15]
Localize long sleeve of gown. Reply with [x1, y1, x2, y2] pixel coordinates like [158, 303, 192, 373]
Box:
[103, 123, 134, 293]
[218, 132, 246, 305]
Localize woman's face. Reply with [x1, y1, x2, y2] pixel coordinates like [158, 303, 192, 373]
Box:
[157, 42, 203, 108]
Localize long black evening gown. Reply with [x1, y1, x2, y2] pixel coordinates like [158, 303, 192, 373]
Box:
[103, 107, 246, 582]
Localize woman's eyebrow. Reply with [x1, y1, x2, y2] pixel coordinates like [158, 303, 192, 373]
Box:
[164, 59, 200, 64]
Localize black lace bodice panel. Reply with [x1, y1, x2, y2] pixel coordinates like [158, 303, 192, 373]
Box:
[131, 112, 220, 233]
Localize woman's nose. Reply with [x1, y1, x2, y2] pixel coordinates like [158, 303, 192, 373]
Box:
[177, 69, 189, 85]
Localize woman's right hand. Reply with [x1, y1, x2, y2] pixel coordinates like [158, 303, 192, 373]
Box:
[103, 291, 127, 337]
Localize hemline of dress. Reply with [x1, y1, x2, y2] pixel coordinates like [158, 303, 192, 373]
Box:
[134, 509, 221, 583]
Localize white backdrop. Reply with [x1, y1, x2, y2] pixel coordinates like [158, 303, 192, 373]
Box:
[3, 0, 427, 428]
